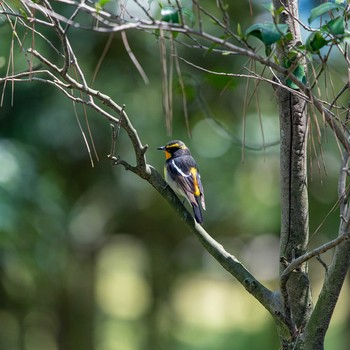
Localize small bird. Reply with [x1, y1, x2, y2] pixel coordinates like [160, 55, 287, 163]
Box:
[157, 140, 206, 224]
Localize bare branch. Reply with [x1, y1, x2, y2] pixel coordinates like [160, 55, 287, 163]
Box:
[110, 131, 287, 329]
[281, 230, 350, 284]
[121, 31, 149, 85]
[330, 83, 349, 111]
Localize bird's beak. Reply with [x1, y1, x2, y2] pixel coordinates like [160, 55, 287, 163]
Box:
[157, 146, 165, 151]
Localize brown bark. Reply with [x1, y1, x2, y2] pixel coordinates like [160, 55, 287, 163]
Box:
[273, 0, 313, 346]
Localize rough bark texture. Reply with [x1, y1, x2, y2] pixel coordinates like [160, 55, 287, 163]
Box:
[273, 0, 313, 346]
[278, 93, 309, 261]
[277, 89, 313, 323]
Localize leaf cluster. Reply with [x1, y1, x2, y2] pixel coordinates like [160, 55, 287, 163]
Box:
[306, 2, 347, 53]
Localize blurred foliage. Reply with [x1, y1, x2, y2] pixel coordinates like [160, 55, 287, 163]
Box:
[0, 0, 350, 349]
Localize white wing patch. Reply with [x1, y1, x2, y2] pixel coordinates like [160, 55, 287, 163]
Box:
[170, 159, 191, 177]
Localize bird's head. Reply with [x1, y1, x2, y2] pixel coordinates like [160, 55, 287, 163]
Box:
[157, 140, 190, 159]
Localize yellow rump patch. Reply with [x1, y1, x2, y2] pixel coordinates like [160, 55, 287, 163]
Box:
[190, 167, 201, 196]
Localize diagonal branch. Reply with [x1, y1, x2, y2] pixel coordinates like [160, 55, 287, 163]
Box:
[280, 230, 350, 290]
[106, 110, 287, 331]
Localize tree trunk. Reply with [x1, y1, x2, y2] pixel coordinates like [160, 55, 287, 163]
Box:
[273, 0, 313, 346]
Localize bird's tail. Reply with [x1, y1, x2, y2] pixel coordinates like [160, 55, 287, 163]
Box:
[192, 197, 204, 224]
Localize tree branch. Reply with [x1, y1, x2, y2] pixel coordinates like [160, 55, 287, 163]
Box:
[81, 88, 287, 334]
[273, 0, 313, 341]
[281, 231, 350, 286]
[301, 154, 350, 347]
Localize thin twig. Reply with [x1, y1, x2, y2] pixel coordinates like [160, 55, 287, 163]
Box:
[91, 32, 114, 86]
[174, 46, 191, 137]
[159, 28, 171, 134]
[108, 104, 125, 160]
[72, 93, 95, 167]
[121, 30, 149, 85]
[330, 83, 349, 111]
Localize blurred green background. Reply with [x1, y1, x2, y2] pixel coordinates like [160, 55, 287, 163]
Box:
[1, 0, 350, 349]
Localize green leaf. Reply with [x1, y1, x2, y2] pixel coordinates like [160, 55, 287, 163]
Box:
[305, 31, 328, 53]
[283, 53, 307, 90]
[245, 22, 289, 46]
[283, 32, 294, 43]
[324, 16, 345, 35]
[95, 0, 111, 12]
[99, 0, 111, 6]
[308, 2, 345, 24]
[286, 49, 298, 61]
[286, 63, 307, 90]
[157, 6, 180, 38]
[161, 6, 180, 23]
[275, 6, 285, 17]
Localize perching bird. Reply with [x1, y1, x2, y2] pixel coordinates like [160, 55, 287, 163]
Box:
[157, 140, 206, 224]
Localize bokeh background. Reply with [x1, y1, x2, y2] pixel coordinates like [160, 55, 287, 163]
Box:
[1, 0, 350, 349]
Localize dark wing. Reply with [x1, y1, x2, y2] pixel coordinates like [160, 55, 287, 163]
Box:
[167, 156, 205, 210]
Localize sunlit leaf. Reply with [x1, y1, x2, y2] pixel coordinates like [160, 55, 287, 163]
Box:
[95, 0, 111, 12]
[99, 0, 111, 6]
[161, 6, 180, 23]
[275, 6, 285, 17]
[308, 2, 345, 24]
[245, 22, 289, 46]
